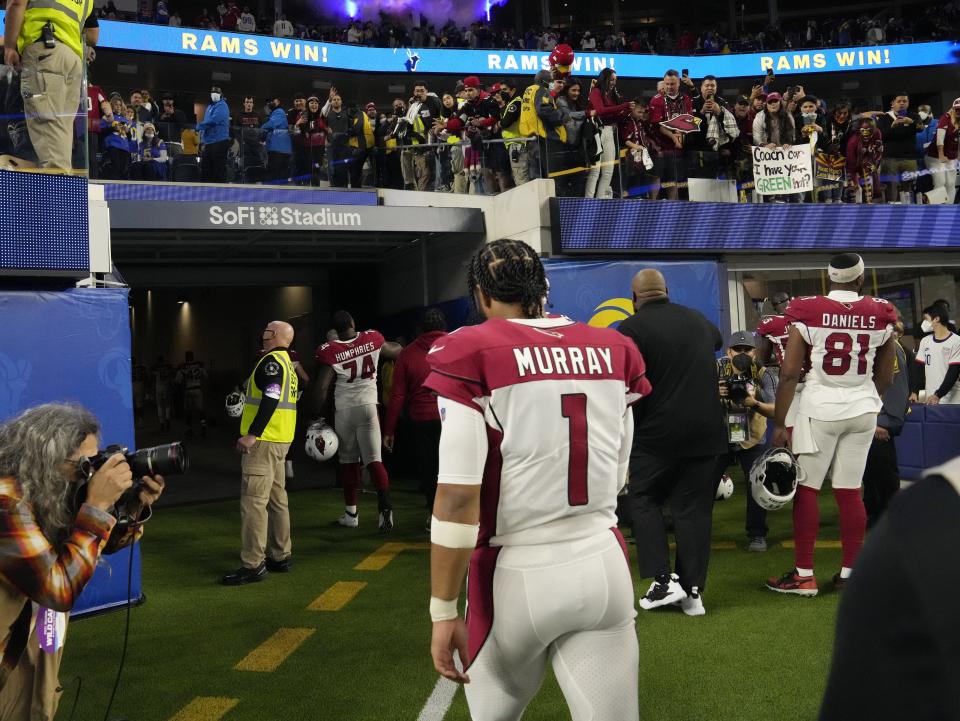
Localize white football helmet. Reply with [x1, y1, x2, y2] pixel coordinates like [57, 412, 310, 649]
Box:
[750, 447, 805, 511]
[715, 474, 734, 501]
[305, 420, 338, 462]
[225, 391, 245, 418]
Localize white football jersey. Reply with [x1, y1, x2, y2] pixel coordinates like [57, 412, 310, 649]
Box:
[916, 332, 960, 404]
[786, 291, 897, 421]
[425, 316, 650, 547]
[315, 329, 384, 409]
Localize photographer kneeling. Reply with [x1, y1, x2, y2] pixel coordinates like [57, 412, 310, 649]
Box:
[0, 403, 164, 721]
[716, 332, 777, 552]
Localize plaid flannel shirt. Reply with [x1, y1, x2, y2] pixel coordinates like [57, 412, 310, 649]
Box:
[0, 477, 123, 689]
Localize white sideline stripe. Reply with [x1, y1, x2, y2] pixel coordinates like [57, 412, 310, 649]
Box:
[416, 653, 462, 721]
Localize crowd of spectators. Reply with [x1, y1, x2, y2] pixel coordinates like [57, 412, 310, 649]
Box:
[96, 0, 960, 55]
[84, 65, 960, 205]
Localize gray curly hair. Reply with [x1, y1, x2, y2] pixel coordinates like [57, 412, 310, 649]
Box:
[0, 403, 100, 544]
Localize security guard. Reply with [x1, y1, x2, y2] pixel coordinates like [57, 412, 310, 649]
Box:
[499, 78, 531, 185]
[518, 69, 567, 181]
[222, 320, 299, 586]
[3, 0, 96, 170]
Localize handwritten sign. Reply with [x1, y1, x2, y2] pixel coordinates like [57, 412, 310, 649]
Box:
[752, 145, 814, 195]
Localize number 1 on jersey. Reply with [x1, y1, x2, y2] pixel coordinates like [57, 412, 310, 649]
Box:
[561, 393, 589, 507]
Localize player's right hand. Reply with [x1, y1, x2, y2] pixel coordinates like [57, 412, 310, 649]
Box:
[874, 427, 891, 442]
[383, 435, 395, 452]
[86, 454, 134, 511]
[771, 425, 790, 449]
[431, 618, 470, 684]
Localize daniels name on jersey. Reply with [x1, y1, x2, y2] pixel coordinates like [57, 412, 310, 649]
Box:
[786, 292, 897, 421]
[315, 329, 385, 409]
[424, 316, 651, 548]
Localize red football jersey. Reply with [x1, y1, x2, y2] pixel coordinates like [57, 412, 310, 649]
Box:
[425, 316, 650, 547]
[316, 330, 384, 409]
[757, 314, 791, 365]
[785, 291, 897, 421]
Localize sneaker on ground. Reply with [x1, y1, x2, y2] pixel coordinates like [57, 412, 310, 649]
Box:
[678, 587, 706, 616]
[748, 536, 768, 552]
[336, 512, 359, 528]
[832, 573, 847, 591]
[378, 510, 394, 533]
[639, 573, 687, 610]
[766, 569, 818, 596]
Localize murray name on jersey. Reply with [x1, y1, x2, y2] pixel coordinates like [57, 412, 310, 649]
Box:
[513, 345, 615, 378]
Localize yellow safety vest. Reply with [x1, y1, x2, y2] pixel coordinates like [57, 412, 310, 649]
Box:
[349, 113, 376, 149]
[240, 350, 298, 443]
[18, 0, 93, 59]
[500, 95, 523, 144]
[518, 85, 567, 143]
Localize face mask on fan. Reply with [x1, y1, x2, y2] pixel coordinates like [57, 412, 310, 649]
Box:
[921, 319, 935, 333]
[211, 92, 222, 103]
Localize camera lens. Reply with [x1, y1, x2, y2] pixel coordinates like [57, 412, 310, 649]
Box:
[129, 442, 189, 478]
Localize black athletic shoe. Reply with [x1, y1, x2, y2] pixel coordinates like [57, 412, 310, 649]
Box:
[221, 563, 267, 586]
[378, 510, 394, 533]
[266, 557, 292, 573]
[832, 573, 847, 591]
[638, 573, 687, 610]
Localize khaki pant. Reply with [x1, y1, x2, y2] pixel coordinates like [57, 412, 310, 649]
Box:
[508, 143, 530, 186]
[880, 156, 918, 201]
[21, 42, 83, 171]
[240, 440, 292, 568]
[0, 612, 67, 721]
[413, 148, 435, 191]
[400, 148, 415, 187]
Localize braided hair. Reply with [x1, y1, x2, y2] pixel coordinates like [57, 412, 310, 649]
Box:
[468, 239, 548, 320]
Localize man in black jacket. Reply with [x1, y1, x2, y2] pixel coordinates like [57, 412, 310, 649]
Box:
[618, 269, 727, 617]
[876, 93, 921, 202]
[820, 456, 960, 721]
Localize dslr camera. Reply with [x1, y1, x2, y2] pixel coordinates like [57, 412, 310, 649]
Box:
[73, 442, 188, 526]
[721, 353, 755, 406]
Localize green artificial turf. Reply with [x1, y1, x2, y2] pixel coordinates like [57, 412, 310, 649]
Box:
[57, 475, 843, 721]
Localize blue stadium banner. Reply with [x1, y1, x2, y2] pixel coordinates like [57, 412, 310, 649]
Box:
[552, 198, 960, 253]
[1, 12, 953, 78]
[543, 259, 722, 330]
[0, 288, 140, 616]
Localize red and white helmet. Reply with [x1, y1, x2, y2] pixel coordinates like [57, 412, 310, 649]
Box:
[305, 420, 338, 462]
[715, 474, 734, 501]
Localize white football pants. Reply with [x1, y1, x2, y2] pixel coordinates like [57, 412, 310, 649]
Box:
[798, 413, 877, 491]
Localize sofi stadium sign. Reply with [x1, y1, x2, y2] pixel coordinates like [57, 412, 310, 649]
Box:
[1, 11, 953, 78]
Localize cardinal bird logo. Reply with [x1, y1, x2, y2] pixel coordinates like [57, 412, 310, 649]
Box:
[660, 114, 703, 135]
[314, 435, 326, 454]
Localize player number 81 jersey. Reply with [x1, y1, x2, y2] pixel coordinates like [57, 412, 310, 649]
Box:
[786, 292, 897, 421]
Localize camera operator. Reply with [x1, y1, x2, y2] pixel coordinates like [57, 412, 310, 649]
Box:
[716, 331, 777, 552]
[0, 403, 163, 721]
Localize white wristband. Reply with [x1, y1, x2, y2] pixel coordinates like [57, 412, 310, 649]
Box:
[431, 516, 479, 549]
[430, 596, 459, 622]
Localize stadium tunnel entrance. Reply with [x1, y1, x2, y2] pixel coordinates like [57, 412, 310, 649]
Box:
[103, 180, 487, 502]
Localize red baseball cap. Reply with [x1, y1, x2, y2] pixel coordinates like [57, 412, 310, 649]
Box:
[463, 76, 481, 89]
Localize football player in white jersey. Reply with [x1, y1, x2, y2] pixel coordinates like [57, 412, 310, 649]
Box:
[913, 302, 960, 405]
[768, 253, 897, 596]
[315, 311, 402, 530]
[425, 239, 650, 721]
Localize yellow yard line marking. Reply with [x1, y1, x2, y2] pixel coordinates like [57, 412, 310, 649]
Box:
[666, 541, 738, 550]
[234, 628, 315, 673]
[780, 540, 843, 549]
[308, 581, 367, 611]
[168, 697, 239, 721]
[355, 542, 431, 571]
